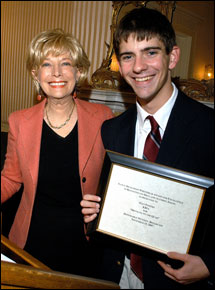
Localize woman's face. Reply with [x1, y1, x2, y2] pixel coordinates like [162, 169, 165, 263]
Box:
[32, 52, 80, 99]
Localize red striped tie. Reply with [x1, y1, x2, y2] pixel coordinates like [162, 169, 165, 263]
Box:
[130, 115, 161, 281]
[143, 116, 161, 162]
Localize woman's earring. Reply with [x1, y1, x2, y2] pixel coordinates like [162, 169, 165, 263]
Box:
[37, 84, 43, 101]
[73, 90, 77, 98]
[73, 81, 79, 99]
[37, 94, 42, 101]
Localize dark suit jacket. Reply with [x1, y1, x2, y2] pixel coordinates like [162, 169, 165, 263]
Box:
[99, 91, 214, 289]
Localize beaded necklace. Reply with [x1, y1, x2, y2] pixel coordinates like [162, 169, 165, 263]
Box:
[46, 103, 75, 129]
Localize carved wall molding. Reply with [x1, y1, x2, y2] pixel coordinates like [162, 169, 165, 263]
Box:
[172, 78, 214, 102]
[79, 78, 214, 116]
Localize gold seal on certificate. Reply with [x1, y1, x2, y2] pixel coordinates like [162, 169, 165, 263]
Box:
[87, 150, 214, 254]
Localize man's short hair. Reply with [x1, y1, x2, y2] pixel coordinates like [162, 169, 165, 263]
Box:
[114, 7, 176, 59]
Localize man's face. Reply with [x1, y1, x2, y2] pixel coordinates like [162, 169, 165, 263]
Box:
[118, 34, 179, 112]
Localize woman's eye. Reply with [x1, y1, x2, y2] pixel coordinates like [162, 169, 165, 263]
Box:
[41, 62, 51, 67]
[62, 62, 72, 66]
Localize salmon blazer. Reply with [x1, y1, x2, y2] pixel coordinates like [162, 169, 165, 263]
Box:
[1, 97, 113, 249]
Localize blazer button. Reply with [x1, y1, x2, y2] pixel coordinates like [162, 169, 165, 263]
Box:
[82, 177, 86, 183]
[116, 260, 122, 266]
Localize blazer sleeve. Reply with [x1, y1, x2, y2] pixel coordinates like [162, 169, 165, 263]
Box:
[1, 112, 23, 203]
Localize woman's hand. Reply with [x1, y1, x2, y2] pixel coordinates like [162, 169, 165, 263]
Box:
[157, 252, 210, 285]
[80, 194, 101, 223]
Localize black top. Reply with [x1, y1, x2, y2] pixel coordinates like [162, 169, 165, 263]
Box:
[24, 121, 96, 276]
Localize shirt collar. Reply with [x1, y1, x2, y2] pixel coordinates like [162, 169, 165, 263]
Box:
[136, 82, 178, 133]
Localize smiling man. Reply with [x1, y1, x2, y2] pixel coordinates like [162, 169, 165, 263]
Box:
[81, 7, 214, 289]
[118, 36, 179, 114]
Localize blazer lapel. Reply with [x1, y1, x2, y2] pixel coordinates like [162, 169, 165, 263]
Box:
[20, 100, 46, 187]
[115, 105, 137, 156]
[76, 99, 103, 175]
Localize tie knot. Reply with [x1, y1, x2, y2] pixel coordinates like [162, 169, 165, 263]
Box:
[147, 115, 159, 132]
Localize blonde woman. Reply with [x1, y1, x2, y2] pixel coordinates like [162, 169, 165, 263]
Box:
[1, 29, 113, 277]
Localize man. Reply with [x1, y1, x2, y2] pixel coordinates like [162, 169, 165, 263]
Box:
[81, 7, 214, 289]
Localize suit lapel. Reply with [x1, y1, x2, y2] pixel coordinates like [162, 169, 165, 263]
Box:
[20, 100, 46, 187]
[157, 91, 198, 167]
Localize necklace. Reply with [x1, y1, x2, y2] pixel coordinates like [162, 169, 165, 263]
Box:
[46, 103, 75, 129]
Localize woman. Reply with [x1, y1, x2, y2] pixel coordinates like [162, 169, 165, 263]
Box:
[1, 28, 113, 277]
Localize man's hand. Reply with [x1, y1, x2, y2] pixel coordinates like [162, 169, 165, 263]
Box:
[157, 252, 210, 285]
[80, 194, 101, 223]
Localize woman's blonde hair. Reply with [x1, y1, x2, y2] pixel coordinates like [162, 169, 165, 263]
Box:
[26, 28, 90, 91]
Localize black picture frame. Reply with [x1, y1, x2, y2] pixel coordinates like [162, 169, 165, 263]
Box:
[87, 150, 214, 254]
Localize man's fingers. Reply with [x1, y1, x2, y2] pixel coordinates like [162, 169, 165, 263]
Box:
[83, 194, 101, 202]
[84, 213, 97, 223]
[81, 206, 100, 215]
[80, 199, 100, 208]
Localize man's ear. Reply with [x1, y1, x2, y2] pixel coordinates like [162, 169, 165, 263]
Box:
[169, 46, 180, 70]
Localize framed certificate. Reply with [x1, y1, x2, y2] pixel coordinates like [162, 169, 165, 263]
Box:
[87, 150, 214, 254]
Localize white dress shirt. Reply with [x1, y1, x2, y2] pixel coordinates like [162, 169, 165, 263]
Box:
[134, 83, 178, 159]
[119, 83, 178, 289]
